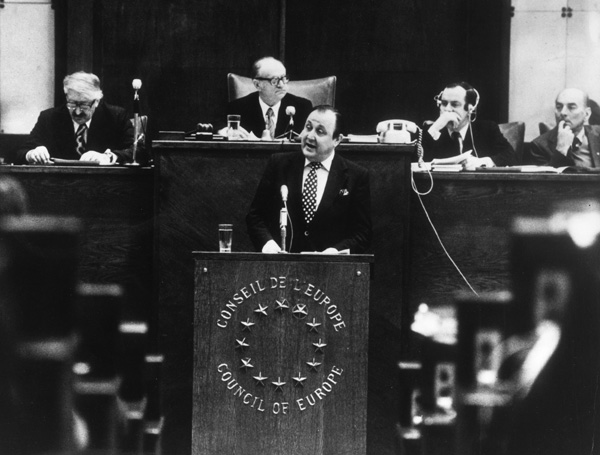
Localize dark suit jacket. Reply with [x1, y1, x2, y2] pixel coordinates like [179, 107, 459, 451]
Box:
[246, 152, 372, 253]
[526, 124, 600, 168]
[14, 102, 135, 164]
[227, 92, 313, 138]
[422, 120, 518, 166]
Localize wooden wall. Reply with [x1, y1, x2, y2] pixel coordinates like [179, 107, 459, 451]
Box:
[58, 0, 511, 137]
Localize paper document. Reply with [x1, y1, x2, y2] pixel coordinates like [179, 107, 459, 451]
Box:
[346, 134, 379, 143]
[430, 150, 472, 165]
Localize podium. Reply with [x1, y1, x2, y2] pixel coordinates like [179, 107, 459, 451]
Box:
[192, 252, 373, 455]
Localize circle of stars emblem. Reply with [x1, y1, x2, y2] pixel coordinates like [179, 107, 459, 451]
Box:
[231, 298, 328, 393]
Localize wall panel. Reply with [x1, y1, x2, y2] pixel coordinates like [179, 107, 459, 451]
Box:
[98, 0, 282, 132]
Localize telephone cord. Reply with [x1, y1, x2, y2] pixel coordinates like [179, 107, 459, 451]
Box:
[410, 165, 479, 296]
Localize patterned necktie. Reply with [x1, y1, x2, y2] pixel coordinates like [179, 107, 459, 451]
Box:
[75, 124, 87, 155]
[302, 162, 321, 224]
[266, 107, 275, 139]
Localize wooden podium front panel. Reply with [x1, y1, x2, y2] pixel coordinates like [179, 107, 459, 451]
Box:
[192, 253, 370, 455]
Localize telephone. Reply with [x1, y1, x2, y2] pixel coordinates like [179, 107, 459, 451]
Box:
[376, 119, 418, 144]
[377, 119, 425, 164]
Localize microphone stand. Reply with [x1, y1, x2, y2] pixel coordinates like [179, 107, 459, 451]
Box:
[280, 204, 288, 253]
[131, 92, 140, 166]
[127, 79, 142, 167]
[275, 114, 299, 141]
[288, 115, 295, 141]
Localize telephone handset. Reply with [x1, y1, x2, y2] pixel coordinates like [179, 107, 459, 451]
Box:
[376, 119, 418, 135]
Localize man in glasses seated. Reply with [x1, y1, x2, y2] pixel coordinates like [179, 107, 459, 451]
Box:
[423, 81, 517, 169]
[15, 71, 136, 165]
[222, 56, 313, 140]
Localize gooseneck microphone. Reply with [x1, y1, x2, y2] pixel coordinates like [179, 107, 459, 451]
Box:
[131, 79, 142, 165]
[280, 185, 289, 252]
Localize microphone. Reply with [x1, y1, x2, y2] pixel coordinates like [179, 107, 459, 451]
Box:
[280, 185, 288, 252]
[285, 106, 296, 141]
[285, 106, 296, 127]
[131, 79, 142, 165]
[132, 79, 142, 100]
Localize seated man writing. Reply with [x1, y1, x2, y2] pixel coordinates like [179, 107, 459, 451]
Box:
[246, 105, 372, 254]
[15, 71, 136, 165]
[526, 88, 600, 168]
[423, 81, 517, 169]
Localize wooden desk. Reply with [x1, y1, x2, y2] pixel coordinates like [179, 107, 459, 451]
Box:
[409, 170, 600, 320]
[0, 165, 154, 321]
[153, 140, 414, 455]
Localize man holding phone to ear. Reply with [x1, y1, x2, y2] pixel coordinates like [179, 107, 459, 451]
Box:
[423, 81, 517, 169]
[527, 88, 600, 168]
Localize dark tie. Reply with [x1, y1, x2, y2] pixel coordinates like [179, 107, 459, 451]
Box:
[568, 137, 581, 162]
[266, 108, 275, 139]
[451, 131, 462, 155]
[75, 124, 87, 155]
[302, 162, 321, 224]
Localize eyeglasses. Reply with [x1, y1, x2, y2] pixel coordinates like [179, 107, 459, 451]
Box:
[66, 100, 96, 111]
[254, 76, 290, 86]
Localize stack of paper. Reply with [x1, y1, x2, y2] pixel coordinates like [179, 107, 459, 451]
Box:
[431, 164, 464, 172]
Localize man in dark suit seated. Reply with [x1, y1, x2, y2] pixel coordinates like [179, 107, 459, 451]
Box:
[423, 81, 517, 168]
[223, 57, 313, 140]
[526, 88, 600, 168]
[246, 105, 371, 254]
[15, 71, 135, 165]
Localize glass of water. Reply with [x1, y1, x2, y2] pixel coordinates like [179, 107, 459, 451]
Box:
[218, 224, 233, 252]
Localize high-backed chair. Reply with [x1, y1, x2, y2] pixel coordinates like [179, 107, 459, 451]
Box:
[499, 121, 525, 162]
[227, 73, 337, 107]
[538, 122, 552, 135]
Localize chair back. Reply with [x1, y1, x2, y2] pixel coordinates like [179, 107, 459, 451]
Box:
[499, 121, 525, 161]
[538, 122, 552, 135]
[227, 73, 337, 107]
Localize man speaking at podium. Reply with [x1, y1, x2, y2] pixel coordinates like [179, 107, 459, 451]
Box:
[246, 105, 372, 254]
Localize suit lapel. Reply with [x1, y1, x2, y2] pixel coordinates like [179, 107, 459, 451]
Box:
[463, 124, 474, 154]
[285, 153, 306, 222]
[314, 154, 347, 219]
[548, 128, 559, 156]
[251, 93, 267, 135]
[58, 107, 79, 152]
[585, 125, 600, 167]
[276, 95, 292, 137]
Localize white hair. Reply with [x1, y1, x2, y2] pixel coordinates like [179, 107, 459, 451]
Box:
[63, 71, 104, 100]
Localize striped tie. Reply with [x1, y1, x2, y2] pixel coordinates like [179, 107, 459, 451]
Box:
[75, 124, 87, 155]
[302, 162, 321, 223]
[266, 107, 275, 139]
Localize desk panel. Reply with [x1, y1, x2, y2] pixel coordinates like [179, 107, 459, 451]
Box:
[0, 165, 154, 321]
[409, 171, 600, 313]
